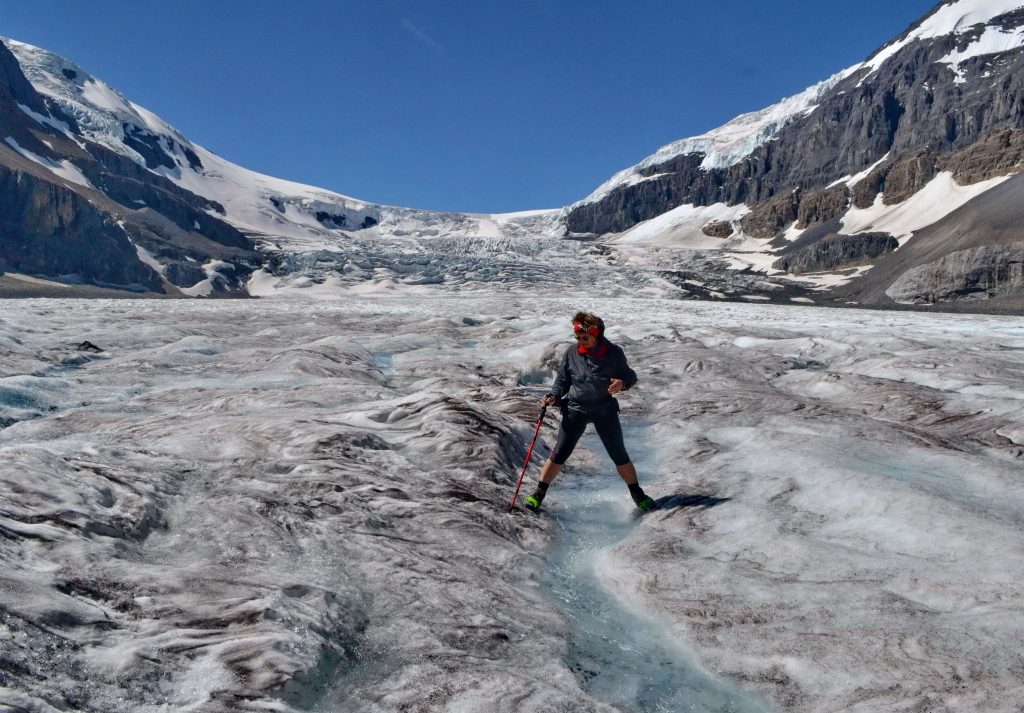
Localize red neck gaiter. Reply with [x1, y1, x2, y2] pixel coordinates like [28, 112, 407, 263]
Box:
[578, 339, 608, 358]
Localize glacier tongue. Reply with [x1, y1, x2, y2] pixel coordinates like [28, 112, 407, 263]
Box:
[2, 295, 1023, 712]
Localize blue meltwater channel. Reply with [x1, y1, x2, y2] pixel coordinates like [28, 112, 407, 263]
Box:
[540, 426, 775, 713]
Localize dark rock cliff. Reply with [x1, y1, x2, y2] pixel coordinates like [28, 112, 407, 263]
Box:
[566, 5, 1024, 237]
[740, 192, 800, 240]
[0, 41, 259, 295]
[0, 42, 47, 116]
[830, 170, 1024, 308]
[701, 220, 734, 238]
[772, 233, 899, 275]
[0, 163, 161, 290]
[886, 242, 1024, 303]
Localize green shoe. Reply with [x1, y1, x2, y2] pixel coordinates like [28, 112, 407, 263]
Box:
[631, 488, 656, 510]
[634, 495, 656, 511]
[524, 491, 545, 511]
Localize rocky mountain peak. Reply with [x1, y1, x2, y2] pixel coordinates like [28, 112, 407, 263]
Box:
[563, 0, 1024, 310]
[0, 39, 261, 296]
[0, 40, 47, 116]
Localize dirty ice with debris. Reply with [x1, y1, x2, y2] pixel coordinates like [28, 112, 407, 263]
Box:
[2, 295, 1023, 712]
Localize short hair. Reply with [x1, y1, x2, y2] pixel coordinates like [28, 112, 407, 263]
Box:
[571, 311, 605, 336]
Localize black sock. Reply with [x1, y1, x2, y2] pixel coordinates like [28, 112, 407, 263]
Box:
[536, 481, 549, 494]
[628, 482, 645, 497]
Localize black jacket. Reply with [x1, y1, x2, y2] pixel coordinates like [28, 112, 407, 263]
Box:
[547, 338, 637, 415]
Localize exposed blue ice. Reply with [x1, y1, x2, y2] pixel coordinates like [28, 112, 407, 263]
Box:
[545, 430, 774, 712]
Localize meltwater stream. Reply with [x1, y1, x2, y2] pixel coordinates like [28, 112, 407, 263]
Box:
[543, 430, 774, 713]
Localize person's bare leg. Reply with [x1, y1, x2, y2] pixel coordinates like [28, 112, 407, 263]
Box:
[615, 461, 638, 486]
[525, 459, 563, 509]
[617, 462, 654, 508]
[539, 459, 563, 484]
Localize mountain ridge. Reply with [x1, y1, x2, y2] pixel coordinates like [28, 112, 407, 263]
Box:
[565, 0, 1024, 308]
[2, 0, 1024, 309]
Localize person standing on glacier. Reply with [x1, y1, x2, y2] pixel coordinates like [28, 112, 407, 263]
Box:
[525, 311, 655, 511]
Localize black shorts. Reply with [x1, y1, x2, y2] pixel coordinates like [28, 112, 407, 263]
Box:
[549, 407, 631, 467]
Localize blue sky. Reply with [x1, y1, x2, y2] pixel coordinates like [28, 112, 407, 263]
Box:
[4, 1, 934, 213]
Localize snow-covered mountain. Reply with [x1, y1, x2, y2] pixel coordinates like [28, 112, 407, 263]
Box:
[0, 37, 565, 298]
[6, 38, 564, 248]
[569, 0, 1024, 309]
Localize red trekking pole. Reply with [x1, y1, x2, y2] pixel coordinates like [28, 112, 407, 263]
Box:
[509, 405, 547, 511]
